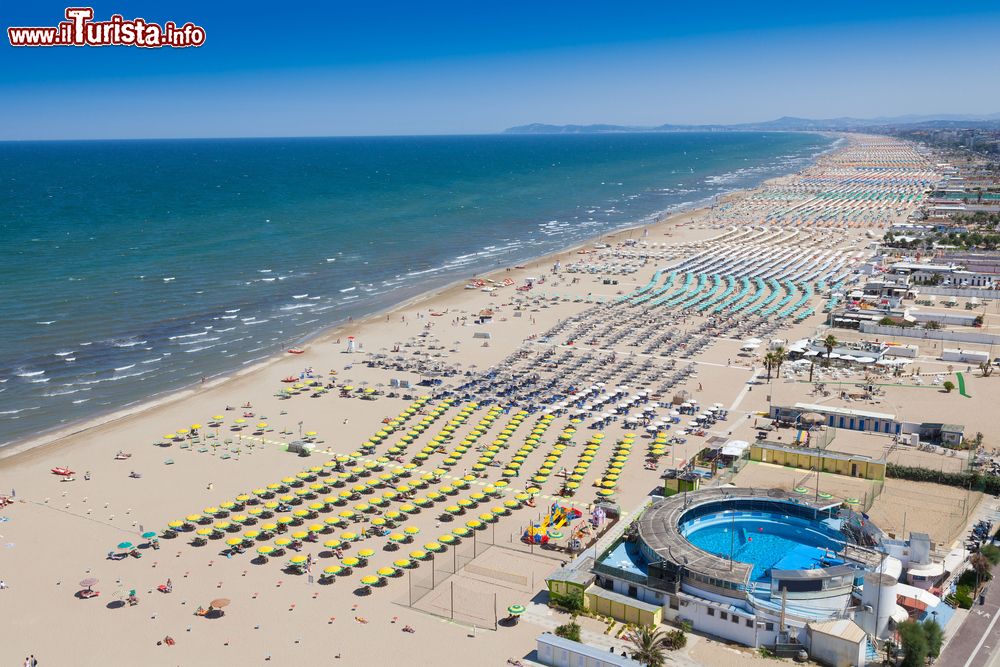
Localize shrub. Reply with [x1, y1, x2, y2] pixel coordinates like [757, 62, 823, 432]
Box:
[885, 464, 1000, 496]
[943, 380, 955, 393]
[550, 588, 585, 614]
[954, 585, 974, 609]
[555, 621, 582, 642]
[898, 620, 928, 667]
[958, 569, 979, 589]
[663, 629, 687, 650]
[982, 544, 1000, 566]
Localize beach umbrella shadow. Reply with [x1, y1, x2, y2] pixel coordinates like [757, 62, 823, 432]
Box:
[106, 600, 126, 610]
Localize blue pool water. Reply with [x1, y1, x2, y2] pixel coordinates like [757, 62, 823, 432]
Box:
[682, 511, 844, 582]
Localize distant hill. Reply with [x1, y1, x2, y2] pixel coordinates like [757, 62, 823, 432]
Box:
[503, 113, 1000, 134]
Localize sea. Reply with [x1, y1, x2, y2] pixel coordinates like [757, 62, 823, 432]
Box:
[0, 131, 835, 447]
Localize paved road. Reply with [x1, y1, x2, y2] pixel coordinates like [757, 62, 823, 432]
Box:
[938, 578, 1000, 667]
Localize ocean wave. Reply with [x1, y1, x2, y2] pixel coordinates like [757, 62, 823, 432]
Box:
[114, 363, 136, 371]
[184, 344, 220, 353]
[44, 387, 81, 397]
[111, 368, 155, 380]
[16, 369, 45, 378]
[169, 331, 208, 340]
[54, 350, 75, 357]
[0, 407, 40, 415]
[111, 337, 147, 348]
[178, 336, 219, 346]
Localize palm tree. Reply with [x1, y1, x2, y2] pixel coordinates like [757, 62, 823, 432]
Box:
[763, 352, 776, 381]
[971, 553, 992, 590]
[627, 626, 668, 667]
[772, 346, 787, 378]
[822, 334, 838, 363]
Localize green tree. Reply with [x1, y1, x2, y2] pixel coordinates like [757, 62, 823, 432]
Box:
[923, 619, 944, 659]
[943, 380, 955, 393]
[772, 346, 787, 378]
[626, 626, 673, 667]
[898, 620, 929, 667]
[981, 544, 1000, 566]
[971, 552, 992, 586]
[763, 352, 776, 381]
[822, 334, 838, 363]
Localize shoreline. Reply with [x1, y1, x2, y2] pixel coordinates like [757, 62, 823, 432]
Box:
[0, 137, 835, 467]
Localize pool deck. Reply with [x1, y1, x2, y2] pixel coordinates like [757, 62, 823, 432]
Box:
[638, 488, 877, 588]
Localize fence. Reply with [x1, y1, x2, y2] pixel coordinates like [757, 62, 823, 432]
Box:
[858, 322, 1000, 346]
[403, 524, 561, 630]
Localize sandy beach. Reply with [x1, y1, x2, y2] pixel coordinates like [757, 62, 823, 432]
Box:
[1, 133, 970, 666]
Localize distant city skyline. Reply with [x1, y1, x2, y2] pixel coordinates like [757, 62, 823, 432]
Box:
[2, 1, 1000, 139]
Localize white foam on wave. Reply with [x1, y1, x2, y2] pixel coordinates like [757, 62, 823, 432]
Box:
[44, 387, 80, 397]
[16, 369, 45, 378]
[178, 336, 219, 346]
[114, 363, 136, 371]
[169, 331, 208, 340]
[1, 407, 39, 415]
[112, 338, 147, 348]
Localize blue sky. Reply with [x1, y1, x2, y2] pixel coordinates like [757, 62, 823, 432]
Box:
[2, 1, 1000, 139]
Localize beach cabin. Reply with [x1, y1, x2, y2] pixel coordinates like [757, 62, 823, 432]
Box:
[536, 633, 641, 667]
[769, 403, 900, 436]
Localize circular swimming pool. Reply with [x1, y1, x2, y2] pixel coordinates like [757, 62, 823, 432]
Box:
[678, 500, 845, 582]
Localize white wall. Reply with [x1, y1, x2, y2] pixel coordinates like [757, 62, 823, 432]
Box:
[808, 631, 865, 667]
